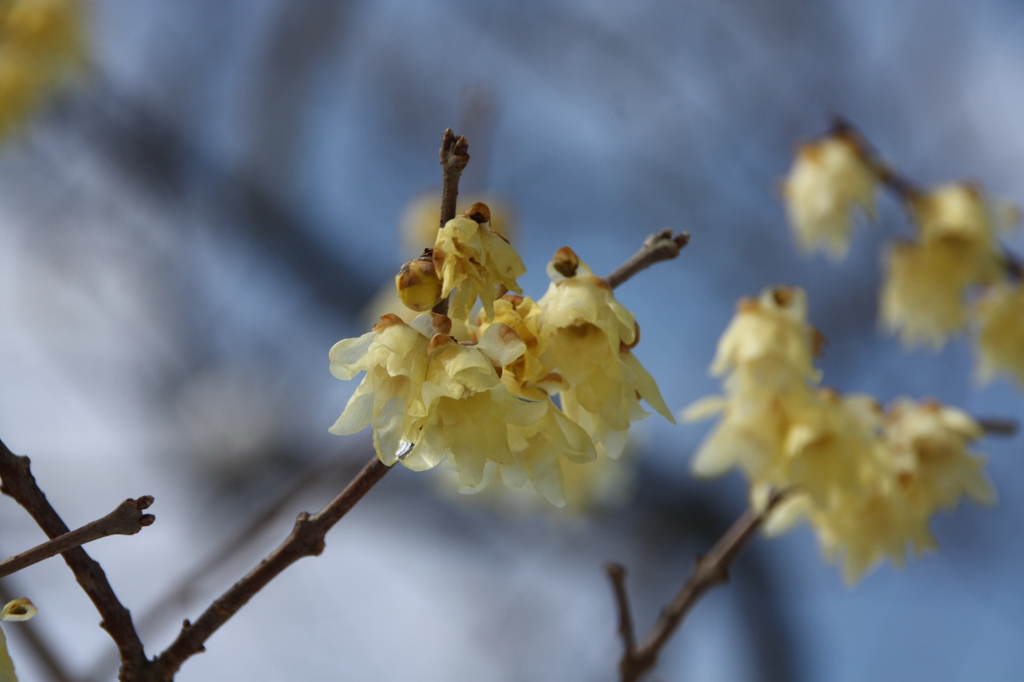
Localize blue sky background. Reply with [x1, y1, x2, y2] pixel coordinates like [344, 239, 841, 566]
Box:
[1, 1, 1023, 680]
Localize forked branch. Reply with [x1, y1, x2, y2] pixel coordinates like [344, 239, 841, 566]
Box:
[607, 491, 786, 682]
[0, 438, 150, 679]
[606, 229, 690, 289]
[0, 496, 154, 579]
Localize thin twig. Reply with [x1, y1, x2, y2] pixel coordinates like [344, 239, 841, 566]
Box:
[605, 563, 636, 654]
[433, 128, 470, 316]
[608, 492, 786, 682]
[977, 418, 1019, 437]
[0, 438, 149, 681]
[149, 455, 392, 681]
[0, 496, 154, 579]
[827, 113, 919, 201]
[82, 450, 363, 682]
[605, 230, 690, 290]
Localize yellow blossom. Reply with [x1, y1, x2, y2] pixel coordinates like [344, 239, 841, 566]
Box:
[329, 312, 592, 504]
[0, 598, 36, 682]
[433, 204, 526, 322]
[0, 0, 84, 139]
[536, 248, 673, 458]
[880, 240, 996, 349]
[974, 281, 1024, 386]
[710, 286, 821, 393]
[782, 133, 878, 260]
[400, 193, 515, 255]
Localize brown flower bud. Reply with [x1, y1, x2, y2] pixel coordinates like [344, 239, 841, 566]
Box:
[551, 246, 580, 278]
[462, 201, 491, 224]
[396, 257, 442, 312]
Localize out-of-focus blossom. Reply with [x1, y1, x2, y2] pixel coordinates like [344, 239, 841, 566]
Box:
[880, 241, 980, 349]
[0, 598, 36, 682]
[782, 133, 878, 260]
[974, 281, 1024, 386]
[0, 0, 84, 139]
[710, 286, 821, 394]
[536, 248, 673, 458]
[433, 203, 526, 322]
[688, 286, 995, 583]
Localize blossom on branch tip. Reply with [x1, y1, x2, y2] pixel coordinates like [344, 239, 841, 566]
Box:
[689, 286, 995, 583]
[782, 133, 878, 260]
[974, 281, 1024, 386]
[536, 247, 673, 458]
[433, 203, 526, 322]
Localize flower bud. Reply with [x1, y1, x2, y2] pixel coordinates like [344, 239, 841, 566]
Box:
[395, 257, 442, 312]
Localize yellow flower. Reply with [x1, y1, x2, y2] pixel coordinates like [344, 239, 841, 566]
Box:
[782, 133, 878, 260]
[0, 598, 37, 682]
[0, 0, 84, 139]
[710, 286, 821, 393]
[880, 239, 998, 349]
[536, 248, 673, 458]
[911, 182, 1018, 249]
[400, 193, 515, 255]
[329, 312, 592, 504]
[974, 281, 1024, 386]
[433, 204, 526, 323]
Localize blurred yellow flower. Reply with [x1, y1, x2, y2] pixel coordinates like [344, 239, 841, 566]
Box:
[782, 133, 878, 260]
[974, 281, 1024, 386]
[0, 0, 84, 139]
[689, 286, 995, 583]
[433, 204, 526, 323]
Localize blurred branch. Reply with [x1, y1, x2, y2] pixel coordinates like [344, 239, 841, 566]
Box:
[84, 448, 365, 682]
[0, 497, 154, 579]
[0, 438, 149, 679]
[606, 229, 690, 289]
[978, 418, 1019, 437]
[433, 128, 470, 316]
[607, 491, 785, 682]
[150, 455, 392, 680]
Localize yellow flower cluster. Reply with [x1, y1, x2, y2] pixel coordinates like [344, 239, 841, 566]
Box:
[333, 229, 672, 506]
[432, 204, 526, 321]
[782, 133, 878, 260]
[782, 123, 1024, 386]
[686, 286, 994, 583]
[0, 0, 83, 139]
[882, 184, 1016, 349]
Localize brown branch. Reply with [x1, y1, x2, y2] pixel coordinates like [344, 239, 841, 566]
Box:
[605, 229, 690, 290]
[0, 438, 149, 681]
[149, 455, 392, 681]
[433, 128, 470, 316]
[0, 496, 154, 579]
[827, 114, 919, 201]
[977, 417, 1019, 437]
[608, 491, 785, 682]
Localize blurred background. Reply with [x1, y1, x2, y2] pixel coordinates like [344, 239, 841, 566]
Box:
[1, 0, 1023, 680]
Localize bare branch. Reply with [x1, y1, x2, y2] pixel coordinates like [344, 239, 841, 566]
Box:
[433, 128, 470, 316]
[977, 417, 1019, 437]
[0, 497, 154, 579]
[605, 230, 690, 290]
[150, 455, 392, 681]
[605, 563, 636, 654]
[0, 438, 149, 680]
[610, 491, 786, 682]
